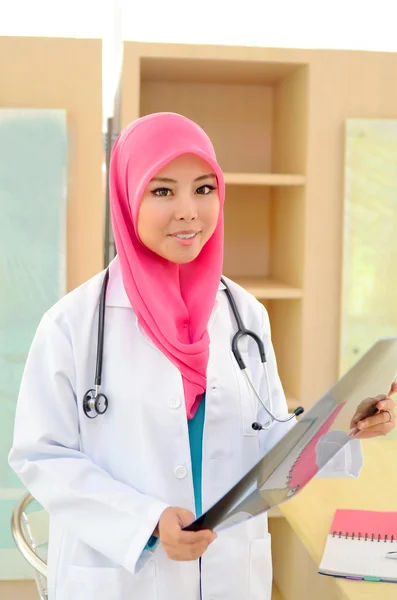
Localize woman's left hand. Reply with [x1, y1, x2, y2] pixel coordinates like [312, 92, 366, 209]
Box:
[349, 395, 396, 438]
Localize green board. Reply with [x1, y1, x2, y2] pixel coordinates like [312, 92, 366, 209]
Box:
[0, 108, 67, 577]
[341, 119, 397, 441]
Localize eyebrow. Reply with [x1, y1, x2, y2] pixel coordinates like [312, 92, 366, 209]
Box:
[150, 173, 217, 184]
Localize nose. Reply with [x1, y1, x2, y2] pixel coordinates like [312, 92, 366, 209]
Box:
[174, 194, 198, 221]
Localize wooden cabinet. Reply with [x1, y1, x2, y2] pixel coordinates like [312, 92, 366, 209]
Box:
[121, 43, 308, 412]
[121, 41, 397, 414]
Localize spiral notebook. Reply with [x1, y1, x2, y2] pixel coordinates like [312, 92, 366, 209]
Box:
[319, 509, 397, 583]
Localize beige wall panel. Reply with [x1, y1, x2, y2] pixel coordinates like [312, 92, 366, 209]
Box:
[301, 50, 397, 403]
[0, 37, 103, 291]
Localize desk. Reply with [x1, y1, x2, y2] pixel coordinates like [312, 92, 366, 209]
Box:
[269, 440, 397, 600]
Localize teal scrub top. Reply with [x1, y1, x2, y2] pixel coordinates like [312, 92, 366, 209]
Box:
[145, 394, 205, 549]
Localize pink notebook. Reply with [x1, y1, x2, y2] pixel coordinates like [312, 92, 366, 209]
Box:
[319, 509, 397, 583]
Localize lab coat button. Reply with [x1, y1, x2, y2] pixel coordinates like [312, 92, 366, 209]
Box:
[175, 465, 187, 479]
[168, 396, 181, 409]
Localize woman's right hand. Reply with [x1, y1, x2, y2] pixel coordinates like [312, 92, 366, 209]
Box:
[157, 507, 217, 561]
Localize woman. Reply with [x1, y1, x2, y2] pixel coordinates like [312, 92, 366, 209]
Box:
[9, 113, 396, 600]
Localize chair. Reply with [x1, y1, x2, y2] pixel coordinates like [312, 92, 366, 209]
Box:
[11, 493, 48, 600]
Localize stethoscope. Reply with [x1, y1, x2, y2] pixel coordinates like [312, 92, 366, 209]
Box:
[82, 268, 110, 419]
[83, 268, 305, 428]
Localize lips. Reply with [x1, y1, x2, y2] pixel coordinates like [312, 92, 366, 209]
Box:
[169, 231, 200, 245]
[170, 231, 199, 236]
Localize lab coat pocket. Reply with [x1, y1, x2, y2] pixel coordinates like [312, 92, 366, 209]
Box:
[249, 535, 273, 600]
[230, 350, 259, 436]
[61, 563, 157, 600]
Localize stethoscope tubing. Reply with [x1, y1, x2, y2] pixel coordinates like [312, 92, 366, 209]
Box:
[95, 267, 109, 387]
[221, 277, 304, 428]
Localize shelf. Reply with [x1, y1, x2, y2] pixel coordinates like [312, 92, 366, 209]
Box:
[233, 277, 303, 299]
[224, 173, 306, 186]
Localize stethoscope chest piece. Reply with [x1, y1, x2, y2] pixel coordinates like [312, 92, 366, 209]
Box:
[83, 389, 109, 419]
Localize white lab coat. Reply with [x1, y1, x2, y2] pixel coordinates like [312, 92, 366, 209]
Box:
[9, 257, 362, 600]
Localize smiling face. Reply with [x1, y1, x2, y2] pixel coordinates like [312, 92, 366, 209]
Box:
[137, 154, 220, 264]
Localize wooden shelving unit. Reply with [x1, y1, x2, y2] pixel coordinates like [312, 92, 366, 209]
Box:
[122, 42, 307, 410]
[0, 37, 103, 292]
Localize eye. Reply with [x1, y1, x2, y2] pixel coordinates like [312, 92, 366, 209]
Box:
[196, 184, 216, 195]
[152, 187, 173, 197]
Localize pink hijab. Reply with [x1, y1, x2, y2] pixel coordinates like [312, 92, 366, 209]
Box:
[109, 112, 225, 419]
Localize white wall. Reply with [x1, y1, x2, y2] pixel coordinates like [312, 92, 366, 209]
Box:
[2, 0, 396, 122]
[1, 0, 397, 52]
